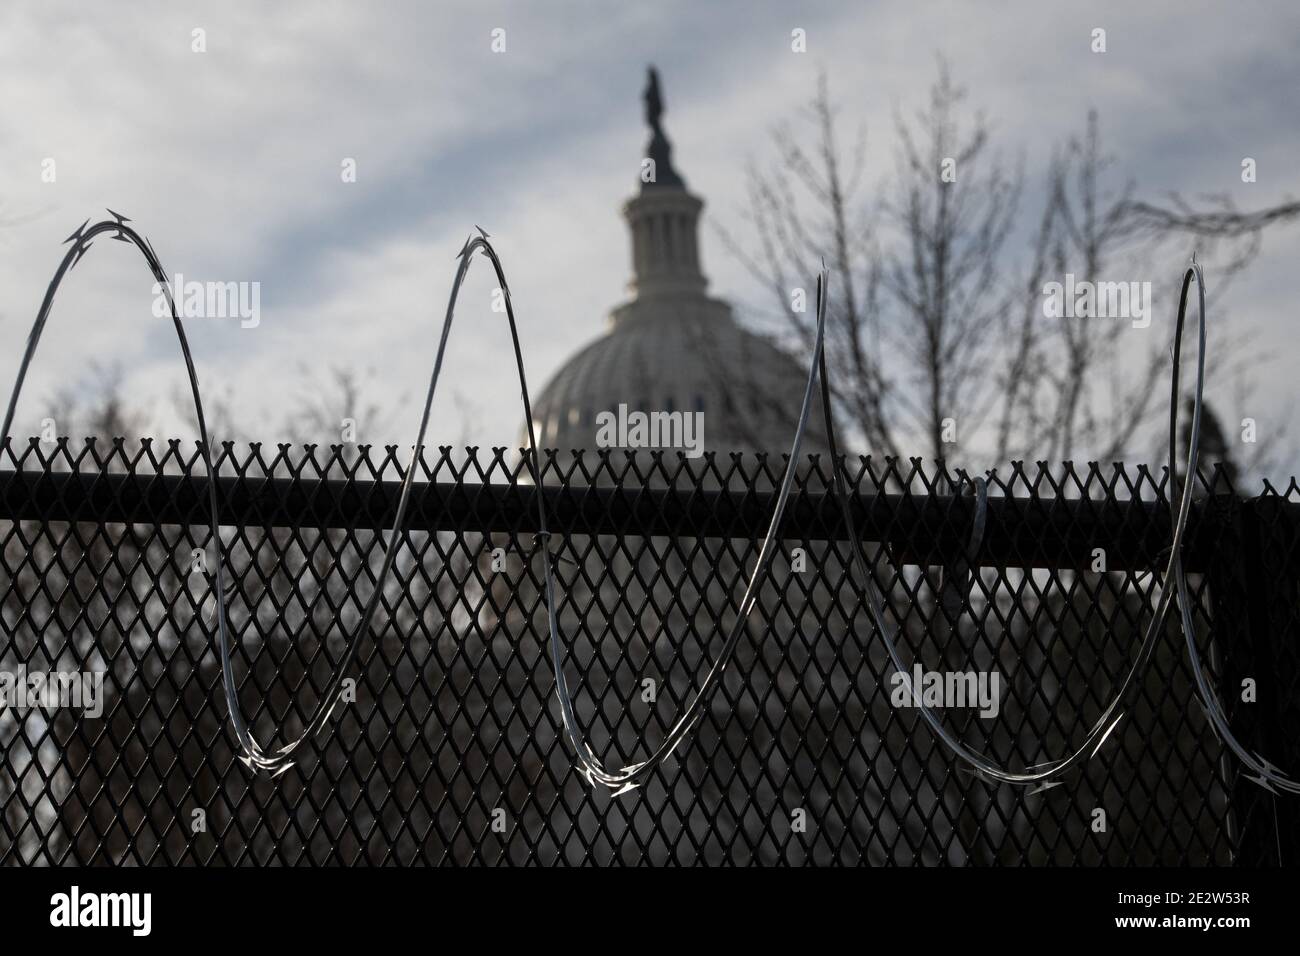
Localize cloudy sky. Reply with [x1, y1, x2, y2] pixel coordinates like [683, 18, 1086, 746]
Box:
[2, 1, 1298, 480]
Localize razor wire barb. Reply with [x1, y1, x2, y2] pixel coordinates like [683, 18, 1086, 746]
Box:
[2, 213, 1298, 795]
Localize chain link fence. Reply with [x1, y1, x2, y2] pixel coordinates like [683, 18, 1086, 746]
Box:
[1, 439, 1297, 865]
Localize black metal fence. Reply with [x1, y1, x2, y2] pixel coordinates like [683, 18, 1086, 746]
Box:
[1, 439, 1297, 865]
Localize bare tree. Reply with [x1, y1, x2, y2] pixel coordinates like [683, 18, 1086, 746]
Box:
[1001, 112, 1277, 467]
[717, 61, 1300, 867]
[719, 72, 893, 458]
[721, 63, 1020, 464]
[883, 63, 1021, 460]
[285, 364, 387, 449]
[724, 64, 1298, 473]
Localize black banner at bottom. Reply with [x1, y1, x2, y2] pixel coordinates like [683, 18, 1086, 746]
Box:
[0, 865, 1276, 944]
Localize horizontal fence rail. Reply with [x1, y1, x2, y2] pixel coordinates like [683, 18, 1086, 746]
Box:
[0, 462, 1266, 572]
[1, 442, 1298, 865]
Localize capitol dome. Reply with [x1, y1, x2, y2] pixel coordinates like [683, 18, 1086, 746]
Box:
[528, 67, 830, 463]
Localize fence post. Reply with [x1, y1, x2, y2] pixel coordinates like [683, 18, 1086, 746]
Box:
[1207, 493, 1298, 865]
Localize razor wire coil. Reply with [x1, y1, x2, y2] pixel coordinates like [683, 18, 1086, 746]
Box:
[3, 214, 1296, 794]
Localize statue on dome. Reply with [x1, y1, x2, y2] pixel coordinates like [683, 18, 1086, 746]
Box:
[644, 67, 665, 136]
[641, 65, 684, 189]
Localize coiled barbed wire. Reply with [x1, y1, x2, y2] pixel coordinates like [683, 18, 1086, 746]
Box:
[812, 262, 1206, 789]
[2, 214, 301, 773]
[816, 259, 1294, 794]
[536, 270, 831, 793]
[3, 215, 1296, 794]
[1162, 266, 1300, 795]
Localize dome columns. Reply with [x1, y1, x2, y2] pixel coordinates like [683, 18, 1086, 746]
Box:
[623, 188, 708, 299]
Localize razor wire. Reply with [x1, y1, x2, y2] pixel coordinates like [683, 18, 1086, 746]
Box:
[814, 261, 1198, 789]
[2, 214, 1297, 795]
[1163, 268, 1300, 795]
[529, 271, 831, 793]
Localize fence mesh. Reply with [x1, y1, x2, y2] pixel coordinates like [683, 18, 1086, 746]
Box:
[1, 439, 1298, 865]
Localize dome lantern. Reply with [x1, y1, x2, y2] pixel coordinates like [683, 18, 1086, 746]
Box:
[623, 66, 708, 305]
